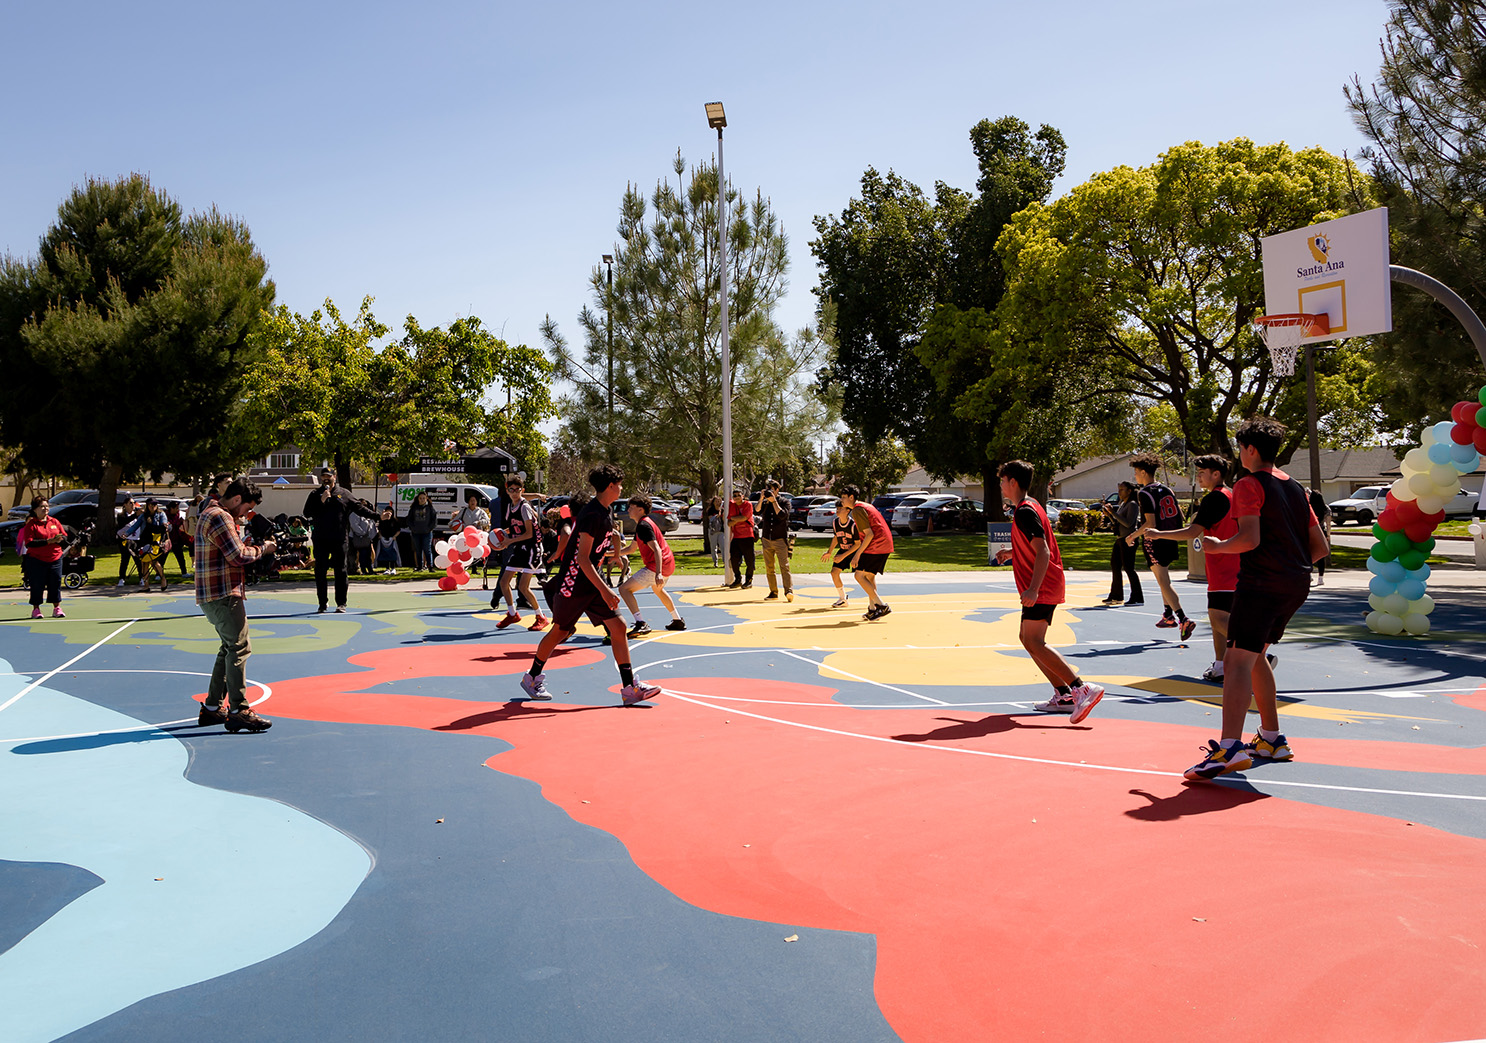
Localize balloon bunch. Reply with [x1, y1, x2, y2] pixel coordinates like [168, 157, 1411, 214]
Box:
[434, 526, 491, 591]
[1365, 383, 1486, 636]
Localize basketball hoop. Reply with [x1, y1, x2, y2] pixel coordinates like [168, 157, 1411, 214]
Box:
[1254, 313, 1329, 376]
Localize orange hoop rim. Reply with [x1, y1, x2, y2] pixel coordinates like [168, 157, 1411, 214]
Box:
[1255, 312, 1331, 337]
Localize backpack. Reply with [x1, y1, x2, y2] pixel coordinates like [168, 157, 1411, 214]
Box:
[348, 512, 376, 548]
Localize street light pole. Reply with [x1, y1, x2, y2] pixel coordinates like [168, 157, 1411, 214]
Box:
[706, 101, 734, 584]
[603, 253, 614, 459]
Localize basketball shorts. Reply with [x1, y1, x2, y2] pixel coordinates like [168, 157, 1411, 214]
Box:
[1226, 584, 1309, 653]
[856, 552, 890, 575]
[1207, 591, 1234, 613]
[1142, 537, 1180, 568]
[1021, 602, 1056, 623]
[551, 583, 620, 632]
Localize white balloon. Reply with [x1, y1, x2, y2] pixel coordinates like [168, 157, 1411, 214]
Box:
[1390, 478, 1417, 501]
[1371, 611, 1406, 635]
[1407, 594, 1436, 616]
[1408, 472, 1436, 497]
[1403, 447, 1432, 472]
[1381, 592, 1410, 616]
[1428, 463, 1459, 488]
[1420, 427, 1438, 447]
[1402, 612, 1432, 635]
[1416, 494, 1445, 515]
[1470, 522, 1484, 536]
[434, 553, 450, 568]
[434, 540, 450, 555]
[452, 536, 467, 552]
[1368, 593, 1387, 611]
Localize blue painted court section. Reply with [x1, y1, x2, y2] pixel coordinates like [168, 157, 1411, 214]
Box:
[1, 570, 1483, 1042]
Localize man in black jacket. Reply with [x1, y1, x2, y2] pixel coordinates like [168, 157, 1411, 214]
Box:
[302, 467, 380, 613]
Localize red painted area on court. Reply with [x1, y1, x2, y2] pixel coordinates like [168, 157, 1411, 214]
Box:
[259, 652, 1486, 1043]
[1453, 681, 1486, 714]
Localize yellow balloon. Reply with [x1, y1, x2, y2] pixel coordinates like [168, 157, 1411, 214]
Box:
[1402, 612, 1431, 635]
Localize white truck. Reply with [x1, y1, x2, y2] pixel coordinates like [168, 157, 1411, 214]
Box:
[389, 477, 505, 528]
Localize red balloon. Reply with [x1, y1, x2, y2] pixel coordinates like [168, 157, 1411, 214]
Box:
[1475, 427, 1486, 453]
[1426, 508, 1446, 525]
[1378, 507, 1402, 531]
[1404, 519, 1435, 543]
[1453, 401, 1475, 424]
[1394, 499, 1423, 525]
[437, 576, 457, 591]
[1453, 422, 1476, 445]
[1385, 491, 1403, 509]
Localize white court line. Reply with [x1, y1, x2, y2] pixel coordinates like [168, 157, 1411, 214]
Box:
[0, 669, 272, 744]
[778, 649, 949, 705]
[0, 619, 137, 715]
[661, 687, 1486, 803]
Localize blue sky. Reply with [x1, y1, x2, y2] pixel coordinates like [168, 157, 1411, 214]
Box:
[3, 0, 1390, 363]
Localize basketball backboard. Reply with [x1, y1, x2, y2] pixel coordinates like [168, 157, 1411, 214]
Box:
[1260, 207, 1392, 343]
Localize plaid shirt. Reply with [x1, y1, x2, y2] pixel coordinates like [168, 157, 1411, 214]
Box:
[194, 502, 262, 603]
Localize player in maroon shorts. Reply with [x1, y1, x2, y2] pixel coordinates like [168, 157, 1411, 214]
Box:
[994, 460, 1104, 724]
[518, 464, 661, 707]
[1184, 418, 1329, 781]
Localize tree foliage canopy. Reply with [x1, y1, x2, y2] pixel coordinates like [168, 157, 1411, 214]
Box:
[996, 138, 1376, 460]
[238, 298, 555, 482]
[0, 174, 275, 525]
[1346, 0, 1486, 427]
[544, 151, 832, 498]
[826, 431, 913, 499]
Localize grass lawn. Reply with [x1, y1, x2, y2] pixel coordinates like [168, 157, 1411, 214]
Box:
[0, 532, 1452, 590]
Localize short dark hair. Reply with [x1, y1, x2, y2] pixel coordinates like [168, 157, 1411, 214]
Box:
[629, 493, 652, 513]
[1234, 417, 1287, 463]
[506, 475, 524, 489]
[841, 484, 862, 501]
[766, 478, 780, 489]
[223, 478, 262, 504]
[1129, 453, 1162, 477]
[1193, 455, 1229, 480]
[999, 459, 1034, 492]
[589, 463, 624, 492]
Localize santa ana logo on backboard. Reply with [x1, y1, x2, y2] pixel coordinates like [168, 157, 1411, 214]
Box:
[1261, 208, 1391, 343]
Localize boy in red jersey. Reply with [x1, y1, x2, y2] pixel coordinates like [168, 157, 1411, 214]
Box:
[1144, 455, 1240, 679]
[994, 461, 1104, 724]
[614, 493, 685, 636]
[1184, 419, 1329, 781]
[839, 485, 894, 620]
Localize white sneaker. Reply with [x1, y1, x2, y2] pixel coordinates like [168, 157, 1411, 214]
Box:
[622, 680, 662, 706]
[1069, 682, 1105, 724]
[831, 597, 848, 608]
[116, 579, 126, 588]
[520, 673, 551, 700]
[1033, 694, 1076, 714]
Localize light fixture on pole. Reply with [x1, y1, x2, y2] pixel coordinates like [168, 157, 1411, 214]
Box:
[603, 253, 614, 457]
[706, 100, 734, 584]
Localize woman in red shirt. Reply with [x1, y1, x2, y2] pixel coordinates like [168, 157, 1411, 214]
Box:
[22, 496, 69, 618]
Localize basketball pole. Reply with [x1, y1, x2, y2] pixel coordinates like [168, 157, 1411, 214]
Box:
[1306, 344, 1322, 502]
[1389, 265, 1486, 370]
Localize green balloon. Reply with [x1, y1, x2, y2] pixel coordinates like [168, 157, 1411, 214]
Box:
[1398, 549, 1427, 571]
[1476, 405, 1486, 428]
[1371, 542, 1398, 563]
[1416, 536, 1437, 554]
[1479, 384, 1486, 406]
[1371, 522, 1387, 541]
[1384, 530, 1413, 555]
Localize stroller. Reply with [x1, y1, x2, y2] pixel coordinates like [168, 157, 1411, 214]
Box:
[61, 524, 96, 589]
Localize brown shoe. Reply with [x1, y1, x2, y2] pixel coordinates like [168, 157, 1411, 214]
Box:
[198, 703, 228, 727]
[225, 708, 273, 733]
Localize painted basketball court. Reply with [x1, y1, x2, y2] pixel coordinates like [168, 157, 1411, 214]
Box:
[2, 568, 1484, 1042]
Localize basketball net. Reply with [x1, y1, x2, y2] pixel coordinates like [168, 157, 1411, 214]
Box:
[1254, 313, 1329, 377]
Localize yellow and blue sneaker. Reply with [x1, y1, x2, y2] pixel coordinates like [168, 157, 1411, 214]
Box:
[1246, 732, 1294, 762]
[1184, 739, 1253, 781]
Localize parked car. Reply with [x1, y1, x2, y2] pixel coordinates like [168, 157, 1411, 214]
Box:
[0, 518, 24, 561]
[905, 494, 963, 533]
[1046, 498, 1087, 515]
[687, 501, 705, 523]
[805, 498, 840, 530]
[1443, 487, 1482, 517]
[887, 494, 937, 533]
[612, 498, 680, 535]
[6, 488, 99, 520]
[872, 493, 911, 519]
[1328, 486, 1388, 526]
[790, 495, 834, 529]
[927, 499, 986, 532]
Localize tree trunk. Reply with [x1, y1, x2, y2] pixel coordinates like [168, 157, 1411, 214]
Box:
[983, 462, 1005, 522]
[96, 462, 124, 538]
[698, 464, 716, 554]
[335, 449, 350, 491]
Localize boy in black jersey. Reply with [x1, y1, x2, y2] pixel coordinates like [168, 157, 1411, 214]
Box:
[518, 465, 661, 707]
[1126, 454, 1194, 640]
[1184, 419, 1328, 781]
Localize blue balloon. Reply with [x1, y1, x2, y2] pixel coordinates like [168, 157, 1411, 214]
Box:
[1450, 441, 1479, 465]
[1380, 560, 1409, 583]
[1408, 563, 1432, 582]
[1369, 575, 1399, 597]
[1366, 556, 1387, 576]
[1398, 578, 1427, 601]
[1433, 420, 1456, 442]
[1428, 442, 1453, 465]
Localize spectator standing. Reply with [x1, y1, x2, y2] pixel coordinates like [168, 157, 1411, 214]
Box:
[302, 467, 380, 613]
[725, 488, 755, 589]
[167, 503, 192, 577]
[375, 506, 402, 574]
[194, 477, 275, 732]
[756, 479, 793, 602]
[705, 496, 724, 568]
[114, 496, 141, 588]
[1101, 482, 1144, 606]
[126, 497, 172, 592]
[22, 496, 68, 618]
[405, 491, 437, 571]
[347, 508, 375, 575]
[1309, 488, 1332, 585]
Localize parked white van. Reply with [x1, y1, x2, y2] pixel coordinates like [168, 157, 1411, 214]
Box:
[390, 479, 504, 528]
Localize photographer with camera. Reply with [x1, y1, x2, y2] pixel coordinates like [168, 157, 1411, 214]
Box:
[756, 479, 793, 602]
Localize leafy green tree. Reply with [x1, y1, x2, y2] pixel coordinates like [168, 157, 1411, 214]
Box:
[236, 298, 555, 485]
[544, 151, 833, 500]
[996, 138, 1376, 461]
[826, 431, 914, 499]
[1346, 0, 1486, 426]
[0, 175, 275, 531]
[812, 117, 1067, 518]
